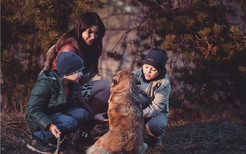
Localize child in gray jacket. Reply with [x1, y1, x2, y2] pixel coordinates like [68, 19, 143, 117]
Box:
[132, 48, 171, 147]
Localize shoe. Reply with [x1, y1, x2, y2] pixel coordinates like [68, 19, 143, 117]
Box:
[27, 136, 55, 154]
[91, 124, 109, 138]
[145, 136, 162, 147]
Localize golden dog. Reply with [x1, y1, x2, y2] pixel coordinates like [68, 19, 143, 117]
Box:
[86, 71, 148, 154]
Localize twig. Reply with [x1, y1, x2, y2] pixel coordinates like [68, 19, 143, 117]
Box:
[54, 136, 66, 154]
[110, 25, 140, 52]
[109, 18, 146, 53]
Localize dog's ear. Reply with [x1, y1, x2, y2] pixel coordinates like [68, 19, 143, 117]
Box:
[112, 72, 121, 85]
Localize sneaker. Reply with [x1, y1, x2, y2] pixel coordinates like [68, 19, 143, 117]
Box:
[27, 136, 55, 154]
[91, 124, 109, 139]
[145, 136, 162, 147]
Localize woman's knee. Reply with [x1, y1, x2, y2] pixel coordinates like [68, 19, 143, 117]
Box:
[91, 80, 111, 102]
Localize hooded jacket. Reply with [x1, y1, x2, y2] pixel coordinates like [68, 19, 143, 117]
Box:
[132, 69, 171, 118]
[25, 70, 78, 132]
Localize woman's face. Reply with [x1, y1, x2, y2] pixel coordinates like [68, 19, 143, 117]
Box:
[142, 64, 159, 80]
[82, 25, 99, 45]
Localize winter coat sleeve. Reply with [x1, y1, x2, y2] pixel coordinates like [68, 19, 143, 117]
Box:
[132, 69, 171, 118]
[143, 81, 171, 118]
[26, 79, 53, 131]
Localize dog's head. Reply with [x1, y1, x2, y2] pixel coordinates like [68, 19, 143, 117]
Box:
[111, 70, 140, 87]
[110, 70, 141, 104]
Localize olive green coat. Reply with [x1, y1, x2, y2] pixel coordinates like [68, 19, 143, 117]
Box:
[25, 70, 78, 133]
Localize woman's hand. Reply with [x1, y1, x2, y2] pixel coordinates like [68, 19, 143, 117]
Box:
[94, 112, 109, 122]
[51, 125, 61, 138]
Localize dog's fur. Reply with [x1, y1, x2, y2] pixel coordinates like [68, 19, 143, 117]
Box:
[86, 71, 147, 154]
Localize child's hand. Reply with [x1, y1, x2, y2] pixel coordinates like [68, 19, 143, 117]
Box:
[51, 125, 61, 138]
[94, 112, 109, 122]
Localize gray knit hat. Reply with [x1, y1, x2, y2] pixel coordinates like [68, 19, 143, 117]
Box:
[143, 48, 168, 73]
[56, 52, 84, 76]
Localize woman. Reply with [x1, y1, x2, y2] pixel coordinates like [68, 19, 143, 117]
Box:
[41, 12, 111, 148]
[42, 12, 110, 114]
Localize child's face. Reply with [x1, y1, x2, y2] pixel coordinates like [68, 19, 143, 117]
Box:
[64, 70, 83, 83]
[82, 25, 99, 45]
[142, 64, 159, 80]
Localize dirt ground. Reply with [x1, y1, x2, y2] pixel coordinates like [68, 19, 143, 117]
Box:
[1, 106, 246, 154]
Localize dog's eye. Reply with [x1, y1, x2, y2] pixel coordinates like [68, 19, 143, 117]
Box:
[112, 78, 117, 85]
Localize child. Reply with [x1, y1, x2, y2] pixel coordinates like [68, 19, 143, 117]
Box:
[26, 52, 107, 153]
[132, 48, 171, 147]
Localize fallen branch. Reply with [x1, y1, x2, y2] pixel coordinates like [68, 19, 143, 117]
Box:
[54, 136, 66, 154]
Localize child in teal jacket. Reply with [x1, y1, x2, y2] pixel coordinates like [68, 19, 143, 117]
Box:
[26, 52, 107, 153]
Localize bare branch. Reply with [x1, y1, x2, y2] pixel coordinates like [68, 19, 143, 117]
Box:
[110, 24, 143, 52]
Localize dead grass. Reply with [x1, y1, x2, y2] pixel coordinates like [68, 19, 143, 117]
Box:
[1, 105, 246, 154]
[1, 112, 31, 153]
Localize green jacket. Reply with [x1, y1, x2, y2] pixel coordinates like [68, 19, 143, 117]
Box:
[25, 70, 78, 133]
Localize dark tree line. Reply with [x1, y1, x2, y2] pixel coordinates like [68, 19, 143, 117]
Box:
[1, 0, 246, 113]
[108, 0, 246, 111]
[1, 0, 104, 112]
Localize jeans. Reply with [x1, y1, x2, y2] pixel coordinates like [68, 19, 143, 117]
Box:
[33, 107, 89, 142]
[145, 112, 168, 137]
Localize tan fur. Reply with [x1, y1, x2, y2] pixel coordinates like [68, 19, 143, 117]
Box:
[40, 45, 56, 75]
[86, 71, 148, 154]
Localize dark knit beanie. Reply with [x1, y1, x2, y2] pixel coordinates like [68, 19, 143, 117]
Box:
[56, 52, 84, 76]
[143, 48, 168, 73]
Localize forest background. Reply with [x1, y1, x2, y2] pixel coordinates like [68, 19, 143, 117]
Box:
[1, 0, 246, 153]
